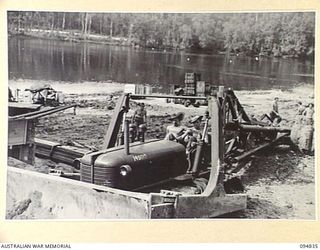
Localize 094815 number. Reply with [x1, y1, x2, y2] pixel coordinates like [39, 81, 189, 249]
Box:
[300, 244, 318, 249]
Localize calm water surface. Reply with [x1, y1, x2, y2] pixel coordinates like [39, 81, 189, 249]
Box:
[8, 36, 314, 92]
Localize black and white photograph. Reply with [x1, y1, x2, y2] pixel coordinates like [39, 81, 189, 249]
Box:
[6, 11, 315, 220]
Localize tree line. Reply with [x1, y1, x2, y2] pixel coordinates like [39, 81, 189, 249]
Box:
[7, 11, 315, 58]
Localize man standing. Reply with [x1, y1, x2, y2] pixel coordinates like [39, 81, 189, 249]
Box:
[295, 101, 305, 124]
[299, 103, 314, 155]
[302, 103, 314, 125]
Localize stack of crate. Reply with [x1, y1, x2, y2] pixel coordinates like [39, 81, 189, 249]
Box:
[124, 84, 152, 95]
[135, 85, 145, 95]
[184, 73, 200, 96]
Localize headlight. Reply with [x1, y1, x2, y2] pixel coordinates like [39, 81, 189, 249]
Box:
[120, 165, 132, 177]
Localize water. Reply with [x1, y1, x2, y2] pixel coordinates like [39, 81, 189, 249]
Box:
[8, 36, 314, 91]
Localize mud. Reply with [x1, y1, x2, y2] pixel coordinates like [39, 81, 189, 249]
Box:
[8, 80, 315, 219]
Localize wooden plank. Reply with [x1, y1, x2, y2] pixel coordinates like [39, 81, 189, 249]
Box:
[9, 106, 54, 120]
[24, 104, 76, 120]
[8, 102, 42, 109]
[239, 124, 291, 133]
[8, 103, 42, 116]
[8, 119, 28, 146]
[234, 134, 289, 162]
[234, 142, 270, 162]
[9, 104, 76, 121]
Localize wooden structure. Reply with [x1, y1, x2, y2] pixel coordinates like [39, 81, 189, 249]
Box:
[8, 103, 42, 164]
[8, 103, 77, 165]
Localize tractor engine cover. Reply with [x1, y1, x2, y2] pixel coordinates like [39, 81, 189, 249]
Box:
[80, 140, 188, 190]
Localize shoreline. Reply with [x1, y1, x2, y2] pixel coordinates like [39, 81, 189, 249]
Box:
[9, 31, 315, 60]
[8, 78, 315, 116]
[9, 29, 131, 47]
[8, 78, 314, 128]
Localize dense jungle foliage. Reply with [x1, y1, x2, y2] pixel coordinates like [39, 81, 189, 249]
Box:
[7, 12, 315, 58]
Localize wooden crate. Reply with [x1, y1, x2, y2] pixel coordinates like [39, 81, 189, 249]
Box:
[145, 85, 152, 95]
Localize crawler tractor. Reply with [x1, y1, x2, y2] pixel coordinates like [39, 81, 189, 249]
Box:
[7, 87, 291, 219]
[80, 88, 291, 194]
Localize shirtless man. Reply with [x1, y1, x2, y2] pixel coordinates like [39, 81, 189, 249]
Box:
[131, 103, 147, 141]
[164, 112, 187, 142]
[132, 102, 147, 127]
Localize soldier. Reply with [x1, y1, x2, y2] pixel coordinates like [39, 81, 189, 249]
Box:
[295, 101, 305, 124]
[270, 97, 281, 123]
[302, 103, 314, 125]
[131, 103, 147, 141]
[299, 103, 314, 155]
[185, 115, 206, 174]
[297, 101, 305, 115]
[106, 94, 116, 110]
[131, 102, 147, 127]
[260, 97, 282, 124]
[164, 112, 187, 142]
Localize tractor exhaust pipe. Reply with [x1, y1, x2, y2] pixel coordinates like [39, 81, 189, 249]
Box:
[124, 120, 130, 155]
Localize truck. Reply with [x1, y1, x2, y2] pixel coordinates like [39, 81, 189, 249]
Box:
[167, 73, 213, 107]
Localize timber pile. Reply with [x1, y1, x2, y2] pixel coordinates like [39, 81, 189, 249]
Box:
[9, 104, 77, 121]
[35, 138, 91, 169]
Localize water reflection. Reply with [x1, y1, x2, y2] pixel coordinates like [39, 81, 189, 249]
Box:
[8, 36, 314, 91]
